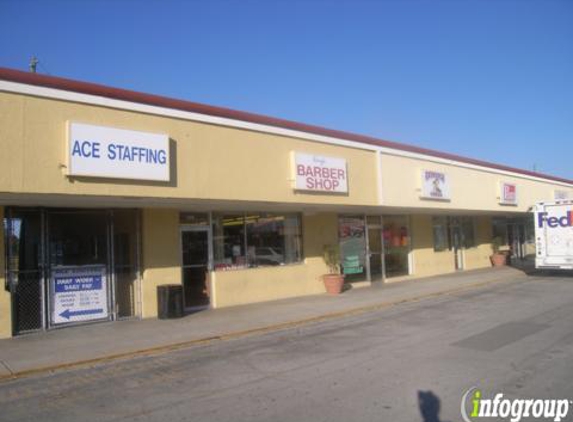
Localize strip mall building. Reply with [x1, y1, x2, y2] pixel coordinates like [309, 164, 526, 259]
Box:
[1, 67, 571, 338]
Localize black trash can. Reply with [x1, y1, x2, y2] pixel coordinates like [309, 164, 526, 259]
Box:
[157, 284, 184, 319]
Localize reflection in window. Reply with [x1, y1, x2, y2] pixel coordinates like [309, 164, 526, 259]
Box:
[433, 216, 449, 252]
[213, 214, 246, 270]
[492, 217, 508, 245]
[246, 213, 301, 267]
[213, 213, 302, 271]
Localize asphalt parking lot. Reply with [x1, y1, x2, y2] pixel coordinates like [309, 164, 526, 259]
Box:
[1, 271, 573, 422]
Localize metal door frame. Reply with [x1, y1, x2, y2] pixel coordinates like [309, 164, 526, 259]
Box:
[5, 207, 47, 334]
[507, 222, 525, 260]
[366, 216, 384, 283]
[6, 207, 142, 335]
[180, 224, 213, 311]
[449, 217, 465, 271]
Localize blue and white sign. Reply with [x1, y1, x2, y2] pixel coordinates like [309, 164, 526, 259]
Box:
[51, 265, 109, 325]
[67, 122, 170, 181]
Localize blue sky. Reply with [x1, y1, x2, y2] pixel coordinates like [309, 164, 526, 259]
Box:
[1, 0, 572, 178]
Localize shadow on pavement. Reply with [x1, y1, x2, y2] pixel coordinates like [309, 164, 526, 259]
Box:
[418, 390, 451, 422]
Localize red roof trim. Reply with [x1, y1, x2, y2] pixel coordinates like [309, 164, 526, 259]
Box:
[1, 66, 571, 185]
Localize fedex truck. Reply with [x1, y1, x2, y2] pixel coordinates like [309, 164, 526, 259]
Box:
[534, 200, 573, 269]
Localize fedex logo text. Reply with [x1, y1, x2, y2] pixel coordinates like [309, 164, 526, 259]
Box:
[537, 211, 573, 228]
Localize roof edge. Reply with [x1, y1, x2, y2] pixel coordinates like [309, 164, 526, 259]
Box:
[0, 66, 571, 186]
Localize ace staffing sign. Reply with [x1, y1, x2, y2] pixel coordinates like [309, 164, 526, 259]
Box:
[51, 265, 109, 325]
[67, 122, 170, 181]
[292, 152, 348, 193]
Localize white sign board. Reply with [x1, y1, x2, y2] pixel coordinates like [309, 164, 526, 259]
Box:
[67, 122, 170, 181]
[293, 152, 348, 193]
[499, 182, 518, 205]
[420, 170, 450, 200]
[51, 266, 109, 325]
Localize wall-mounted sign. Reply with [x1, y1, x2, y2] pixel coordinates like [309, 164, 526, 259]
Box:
[499, 182, 518, 205]
[51, 265, 109, 325]
[292, 152, 348, 193]
[420, 170, 450, 200]
[67, 122, 170, 181]
[554, 190, 570, 200]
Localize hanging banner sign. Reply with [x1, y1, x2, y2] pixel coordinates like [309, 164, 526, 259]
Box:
[292, 152, 348, 193]
[51, 265, 109, 325]
[499, 182, 518, 205]
[420, 170, 450, 200]
[67, 122, 170, 181]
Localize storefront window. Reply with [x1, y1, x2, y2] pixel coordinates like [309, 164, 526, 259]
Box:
[338, 216, 367, 282]
[383, 215, 410, 277]
[492, 217, 508, 245]
[213, 213, 302, 270]
[246, 213, 302, 267]
[213, 214, 246, 270]
[433, 216, 449, 252]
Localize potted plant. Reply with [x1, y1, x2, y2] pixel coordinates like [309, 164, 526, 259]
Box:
[490, 236, 507, 267]
[322, 244, 345, 294]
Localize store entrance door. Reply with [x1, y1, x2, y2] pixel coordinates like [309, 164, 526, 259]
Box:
[450, 218, 464, 271]
[181, 228, 210, 310]
[367, 225, 384, 283]
[507, 223, 525, 260]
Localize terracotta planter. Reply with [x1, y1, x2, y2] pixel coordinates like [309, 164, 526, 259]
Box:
[322, 274, 345, 295]
[490, 253, 507, 267]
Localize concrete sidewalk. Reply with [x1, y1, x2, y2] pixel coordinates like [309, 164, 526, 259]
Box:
[0, 266, 529, 380]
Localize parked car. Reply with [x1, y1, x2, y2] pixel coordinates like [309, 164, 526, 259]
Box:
[253, 247, 284, 266]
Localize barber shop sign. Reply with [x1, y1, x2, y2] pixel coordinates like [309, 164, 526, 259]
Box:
[292, 152, 348, 193]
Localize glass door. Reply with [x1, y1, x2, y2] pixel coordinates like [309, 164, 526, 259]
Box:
[383, 216, 411, 277]
[338, 216, 367, 283]
[449, 217, 464, 271]
[181, 228, 211, 309]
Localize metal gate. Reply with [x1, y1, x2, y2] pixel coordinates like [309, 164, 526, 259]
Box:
[5, 207, 141, 335]
[5, 208, 45, 334]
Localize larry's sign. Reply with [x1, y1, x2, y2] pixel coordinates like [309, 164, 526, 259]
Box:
[67, 122, 170, 181]
[420, 169, 450, 200]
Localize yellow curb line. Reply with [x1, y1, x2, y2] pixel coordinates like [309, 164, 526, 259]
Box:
[0, 274, 523, 382]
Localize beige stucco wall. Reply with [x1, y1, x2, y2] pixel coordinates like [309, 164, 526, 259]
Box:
[411, 215, 456, 277]
[464, 216, 494, 270]
[0, 206, 12, 338]
[408, 214, 494, 278]
[0, 92, 378, 207]
[141, 208, 181, 318]
[212, 212, 337, 308]
[380, 154, 573, 212]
